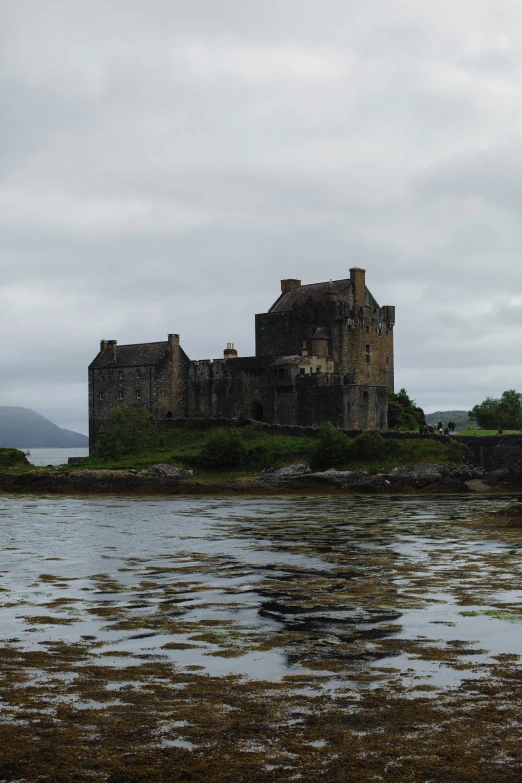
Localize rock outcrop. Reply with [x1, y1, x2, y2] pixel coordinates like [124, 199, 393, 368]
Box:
[0, 462, 518, 496]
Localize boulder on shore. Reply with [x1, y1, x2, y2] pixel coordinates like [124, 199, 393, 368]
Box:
[139, 464, 195, 478]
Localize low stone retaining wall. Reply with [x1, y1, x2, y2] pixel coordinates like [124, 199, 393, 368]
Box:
[453, 435, 522, 471]
[156, 417, 453, 441]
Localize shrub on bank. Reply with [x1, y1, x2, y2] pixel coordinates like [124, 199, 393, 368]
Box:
[353, 430, 387, 460]
[312, 422, 351, 469]
[93, 405, 156, 459]
[197, 428, 248, 468]
[0, 448, 30, 467]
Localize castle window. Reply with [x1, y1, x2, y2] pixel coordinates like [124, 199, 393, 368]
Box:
[300, 368, 305, 375]
[136, 369, 141, 379]
[316, 367, 321, 373]
[99, 392, 104, 401]
[136, 390, 141, 401]
[366, 354, 370, 364]
[118, 390, 124, 401]
[118, 371, 124, 380]
[99, 372, 104, 381]
[366, 344, 370, 352]
[363, 391, 369, 399]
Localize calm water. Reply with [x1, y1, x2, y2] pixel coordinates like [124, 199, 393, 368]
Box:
[0, 494, 520, 687]
[25, 447, 89, 466]
[2, 494, 522, 780]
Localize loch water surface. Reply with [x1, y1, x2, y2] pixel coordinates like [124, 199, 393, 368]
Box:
[1, 494, 522, 781]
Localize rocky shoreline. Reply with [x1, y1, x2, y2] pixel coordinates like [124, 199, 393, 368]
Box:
[0, 461, 521, 496]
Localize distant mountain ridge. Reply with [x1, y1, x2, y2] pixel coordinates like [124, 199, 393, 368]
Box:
[425, 410, 476, 430]
[0, 407, 88, 448]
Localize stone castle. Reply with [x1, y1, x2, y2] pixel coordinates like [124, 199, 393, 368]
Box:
[89, 268, 395, 445]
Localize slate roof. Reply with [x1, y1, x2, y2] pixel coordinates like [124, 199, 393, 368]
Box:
[90, 341, 169, 369]
[269, 279, 352, 313]
[271, 355, 301, 366]
[312, 327, 330, 339]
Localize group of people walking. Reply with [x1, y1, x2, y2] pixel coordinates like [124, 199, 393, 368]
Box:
[420, 419, 456, 436]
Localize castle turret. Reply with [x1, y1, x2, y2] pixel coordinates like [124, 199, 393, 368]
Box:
[311, 327, 330, 358]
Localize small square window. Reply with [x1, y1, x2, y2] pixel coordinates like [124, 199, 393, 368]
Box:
[366, 345, 370, 353]
[136, 390, 141, 401]
[99, 391, 104, 401]
[300, 368, 305, 375]
[118, 390, 124, 401]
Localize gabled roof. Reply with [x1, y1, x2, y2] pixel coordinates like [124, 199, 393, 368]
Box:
[90, 341, 168, 369]
[269, 278, 352, 313]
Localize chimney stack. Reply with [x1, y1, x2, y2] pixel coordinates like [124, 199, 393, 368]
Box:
[350, 267, 366, 309]
[281, 279, 301, 294]
[107, 339, 117, 361]
[224, 342, 238, 360]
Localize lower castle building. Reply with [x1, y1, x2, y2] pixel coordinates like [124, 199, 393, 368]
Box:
[89, 268, 395, 445]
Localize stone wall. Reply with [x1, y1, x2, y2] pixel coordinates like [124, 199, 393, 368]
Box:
[454, 435, 522, 471]
[89, 363, 155, 445]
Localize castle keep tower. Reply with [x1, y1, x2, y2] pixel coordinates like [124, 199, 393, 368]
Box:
[88, 269, 394, 446]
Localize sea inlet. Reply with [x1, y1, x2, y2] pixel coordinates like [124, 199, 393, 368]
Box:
[1, 494, 522, 781]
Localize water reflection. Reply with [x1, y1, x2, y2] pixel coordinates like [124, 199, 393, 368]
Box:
[0, 494, 520, 691]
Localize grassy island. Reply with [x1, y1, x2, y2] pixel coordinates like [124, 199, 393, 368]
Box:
[66, 411, 467, 480]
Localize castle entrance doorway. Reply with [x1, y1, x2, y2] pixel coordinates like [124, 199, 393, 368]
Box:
[251, 401, 264, 421]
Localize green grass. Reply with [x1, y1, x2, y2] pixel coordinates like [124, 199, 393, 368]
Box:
[55, 424, 468, 478]
[334, 437, 468, 474]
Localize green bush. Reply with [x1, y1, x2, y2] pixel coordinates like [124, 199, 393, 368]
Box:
[312, 422, 351, 469]
[0, 448, 30, 467]
[469, 390, 522, 431]
[353, 430, 388, 460]
[93, 405, 156, 459]
[388, 388, 425, 430]
[247, 440, 285, 469]
[197, 428, 248, 468]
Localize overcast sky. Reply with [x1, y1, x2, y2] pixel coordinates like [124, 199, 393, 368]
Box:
[2, 0, 522, 435]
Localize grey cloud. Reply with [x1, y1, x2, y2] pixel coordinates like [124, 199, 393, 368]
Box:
[2, 0, 522, 429]
[416, 145, 522, 214]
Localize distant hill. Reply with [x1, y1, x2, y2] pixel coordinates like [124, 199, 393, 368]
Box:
[0, 407, 88, 448]
[425, 410, 476, 431]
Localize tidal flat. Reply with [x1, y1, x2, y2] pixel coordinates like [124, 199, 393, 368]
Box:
[1, 494, 522, 781]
